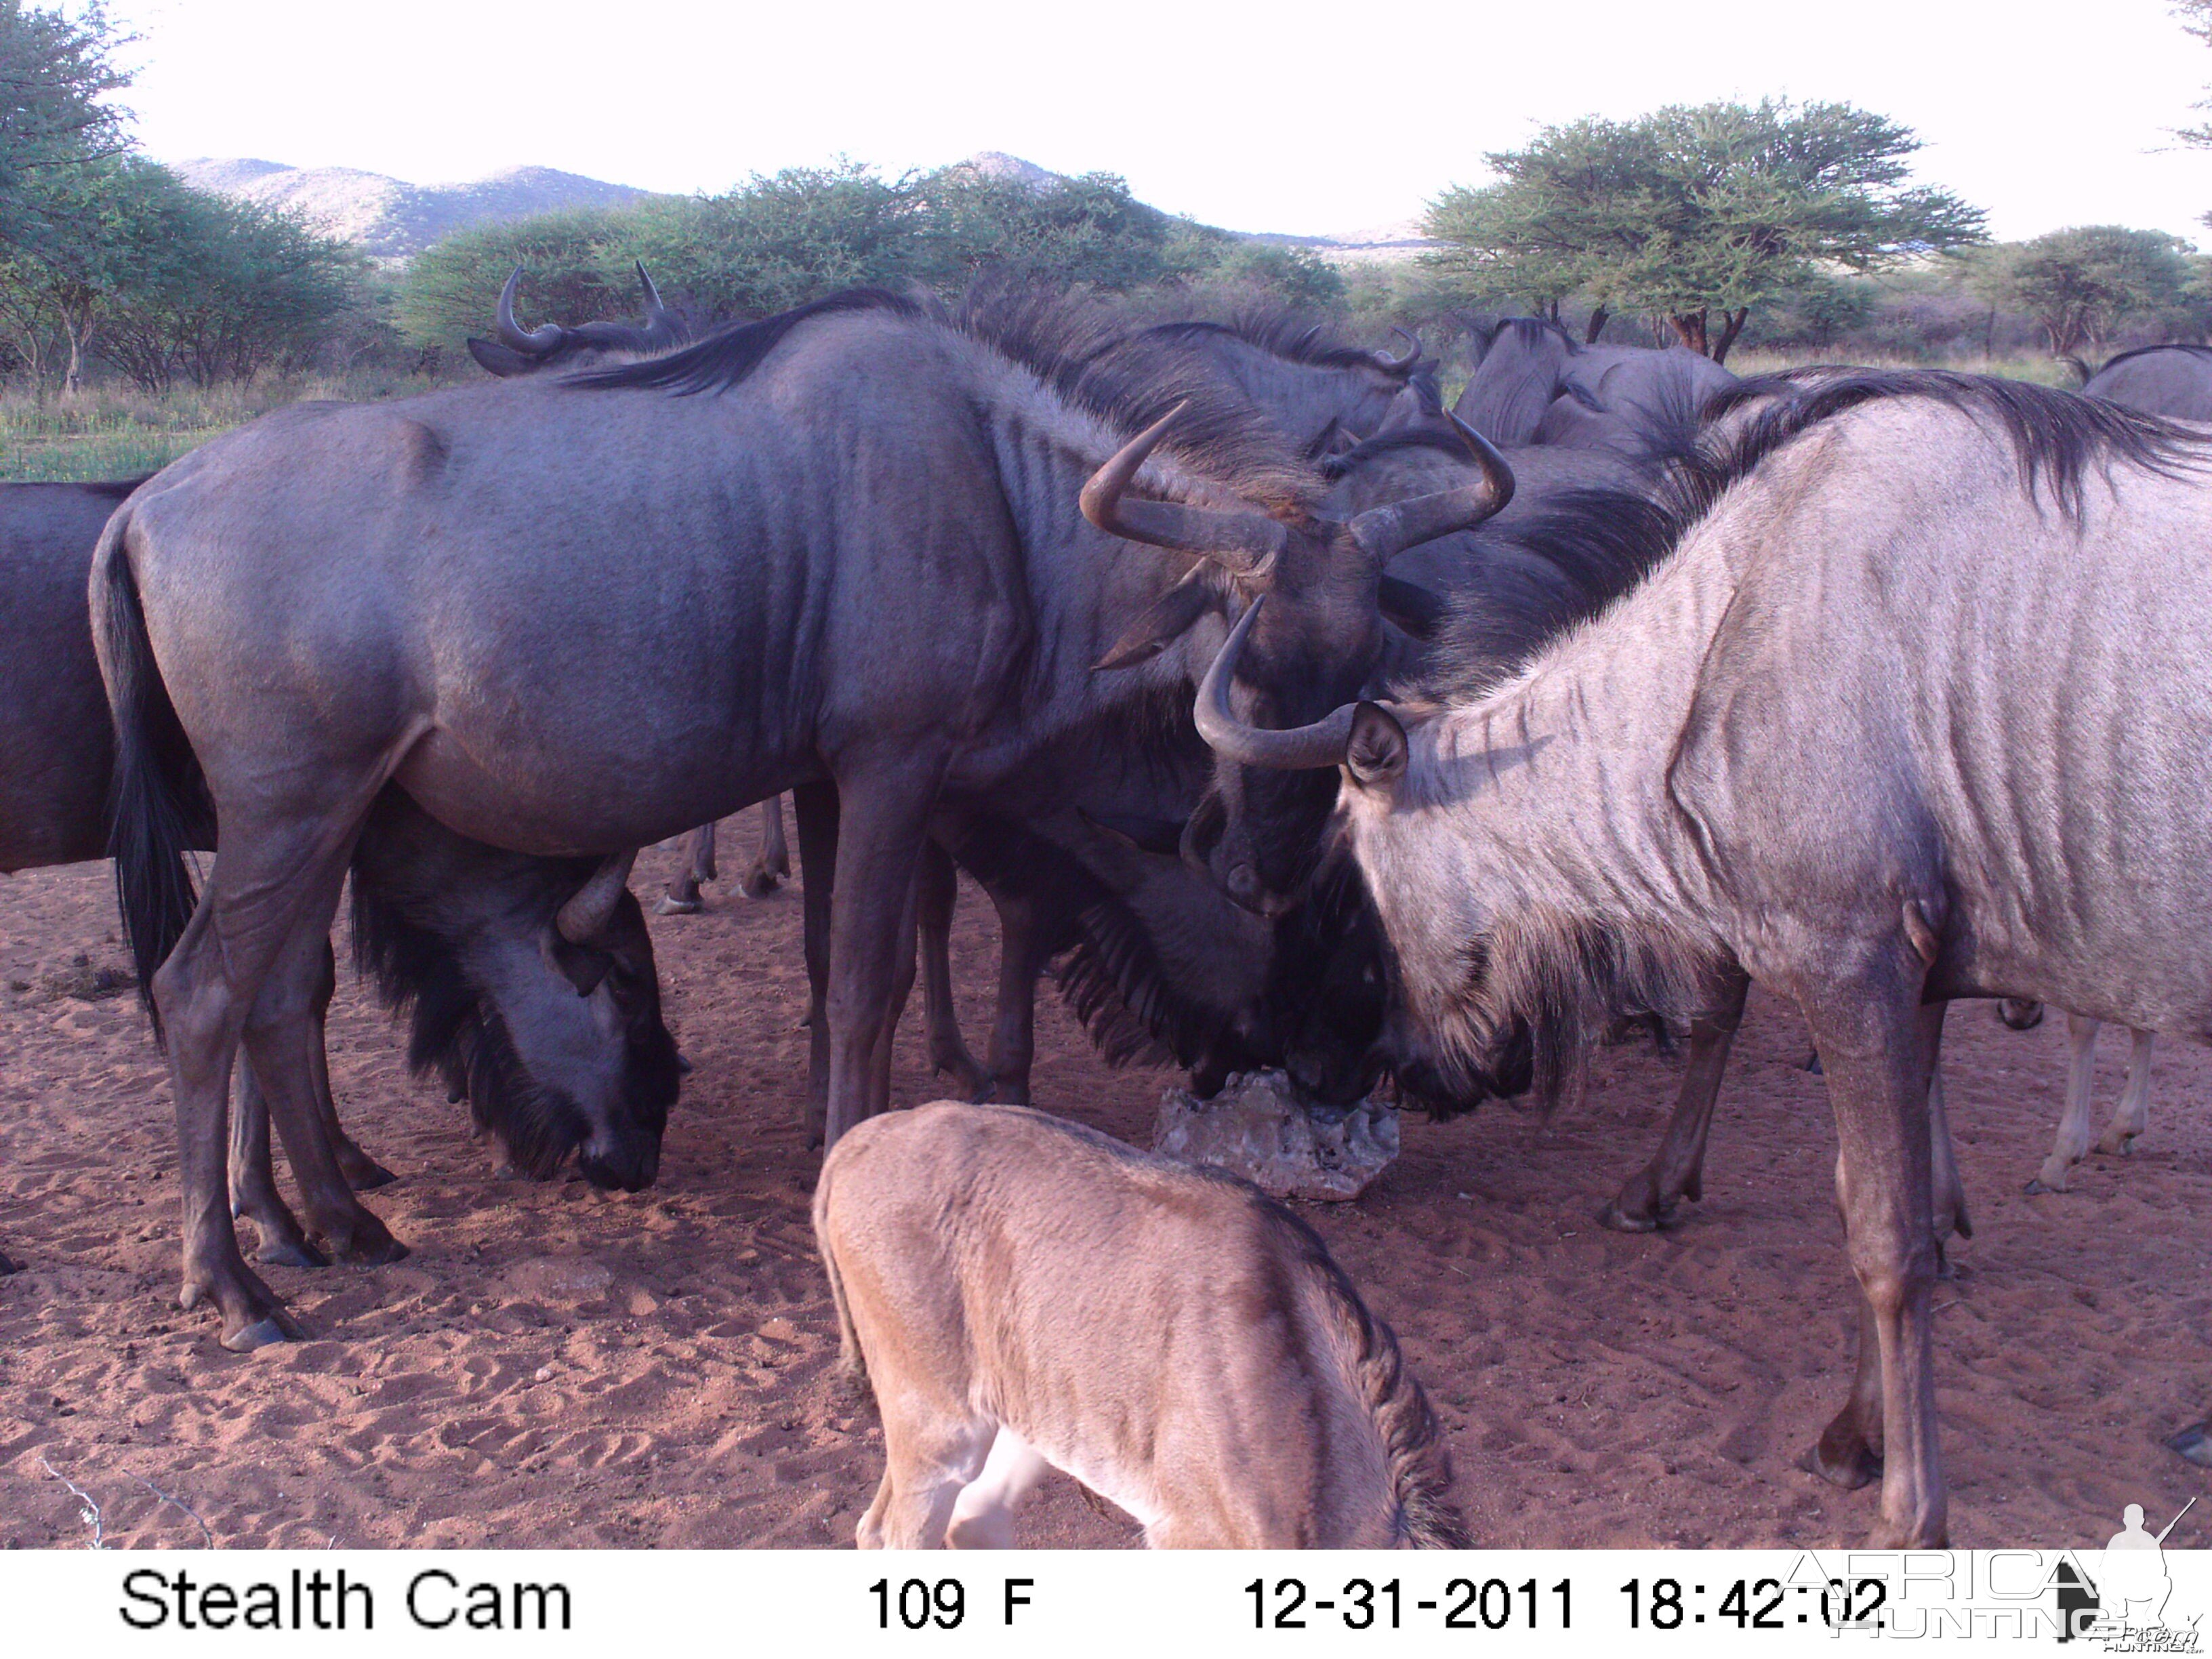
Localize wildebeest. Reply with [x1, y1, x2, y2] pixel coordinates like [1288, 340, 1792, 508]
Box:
[0, 478, 680, 1302]
[816, 1101, 1467, 1548]
[1092, 311, 1427, 457]
[466, 262, 691, 377]
[2083, 344, 2212, 421]
[2028, 1012, 2156, 1193]
[1453, 316, 1736, 455]
[1194, 369, 2211, 1544]
[94, 285, 1500, 1347]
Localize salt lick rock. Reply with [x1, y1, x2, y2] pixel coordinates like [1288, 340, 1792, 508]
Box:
[1153, 1068, 1398, 1202]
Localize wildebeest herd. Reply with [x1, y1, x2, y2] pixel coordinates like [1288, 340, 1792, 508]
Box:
[3, 264, 2208, 1549]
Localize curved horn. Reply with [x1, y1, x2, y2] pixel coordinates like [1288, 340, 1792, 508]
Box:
[634, 260, 666, 318]
[1193, 598, 1359, 771]
[1375, 327, 1422, 375]
[495, 267, 565, 355]
[1346, 411, 1516, 565]
[556, 849, 638, 945]
[1080, 405, 1290, 577]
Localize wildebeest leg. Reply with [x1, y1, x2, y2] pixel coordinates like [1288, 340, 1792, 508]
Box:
[859, 1402, 997, 1549]
[794, 781, 839, 1146]
[239, 888, 408, 1267]
[982, 884, 1056, 1108]
[1922, 1010, 1970, 1277]
[947, 1427, 1054, 1549]
[227, 1060, 323, 1267]
[822, 763, 943, 1147]
[304, 938, 396, 1191]
[154, 817, 365, 1351]
[2031, 1012, 2103, 1193]
[916, 842, 992, 1099]
[866, 867, 924, 1122]
[2096, 1029, 2154, 1155]
[1599, 965, 1749, 1231]
[655, 821, 718, 915]
[1801, 974, 1947, 1547]
[743, 796, 792, 897]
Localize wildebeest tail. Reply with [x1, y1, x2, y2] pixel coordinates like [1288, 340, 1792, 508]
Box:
[1285, 1205, 1471, 1548]
[97, 514, 207, 1038]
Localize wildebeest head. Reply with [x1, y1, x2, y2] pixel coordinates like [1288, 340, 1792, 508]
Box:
[466, 264, 691, 377]
[350, 797, 680, 1191]
[1084, 407, 1514, 914]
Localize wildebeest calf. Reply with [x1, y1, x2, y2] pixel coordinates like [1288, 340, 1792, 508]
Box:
[815, 1102, 1467, 1549]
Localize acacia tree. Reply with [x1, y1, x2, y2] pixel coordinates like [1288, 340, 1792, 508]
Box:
[1425, 99, 1986, 363]
[1967, 226, 2200, 361]
[0, 1, 132, 251]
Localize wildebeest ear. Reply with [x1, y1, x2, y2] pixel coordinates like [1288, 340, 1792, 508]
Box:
[550, 937, 614, 997]
[1346, 702, 1408, 786]
[466, 336, 535, 377]
[1094, 574, 1215, 672]
[1378, 575, 1447, 638]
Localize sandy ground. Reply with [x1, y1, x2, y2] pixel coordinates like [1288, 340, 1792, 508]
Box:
[2, 825, 2208, 1551]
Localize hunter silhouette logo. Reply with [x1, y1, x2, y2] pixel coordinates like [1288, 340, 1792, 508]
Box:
[2055, 1496, 2200, 1649]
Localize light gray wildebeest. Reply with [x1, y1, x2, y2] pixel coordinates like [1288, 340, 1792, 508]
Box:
[94, 285, 1502, 1347]
[2083, 344, 2212, 422]
[1192, 369, 2212, 1546]
[0, 478, 679, 1293]
[815, 1101, 1469, 1549]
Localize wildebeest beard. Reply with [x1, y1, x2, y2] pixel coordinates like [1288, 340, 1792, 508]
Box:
[347, 843, 680, 1183]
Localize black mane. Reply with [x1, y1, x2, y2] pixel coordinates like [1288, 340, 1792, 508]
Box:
[573, 281, 1318, 512]
[1698, 369, 2208, 523]
[1141, 310, 1399, 375]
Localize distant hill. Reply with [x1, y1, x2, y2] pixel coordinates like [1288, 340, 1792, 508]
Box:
[171, 159, 662, 260]
[170, 152, 1433, 266]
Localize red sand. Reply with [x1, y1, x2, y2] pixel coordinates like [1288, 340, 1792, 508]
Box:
[2, 828, 2207, 1549]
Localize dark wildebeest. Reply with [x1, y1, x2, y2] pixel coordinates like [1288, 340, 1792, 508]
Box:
[460, 264, 795, 913]
[1194, 370, 2211, 1545]
[763, 311, 1435, 972]
[1453, 316, 1736, 454]
[0, 479, 680, 1296]
[2083, 343, 2212, 421]
[1092, 312, 1427, 457]
[95, 285, 1500, 1347]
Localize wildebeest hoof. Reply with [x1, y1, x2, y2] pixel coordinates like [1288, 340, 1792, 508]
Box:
[222, 1315, 295, 1353]
[739, 865, 781, 899]
[1597, 1196, 1662, 1233]
[2024, 1173, 2064, 1196]
[653, 893, 703, 916]
[1801, 1050, 1824, 1075]
[320, 1217, 409, 1266]
[2167, 1423, 2212, 1467]
[2096, 1130, 2136, 1157]
[1812, 1412, 1883, 1490]
[254, 1236, 329, 1269]
[340, 1149, 400, 1191]
[0, 1248, 17, 1275]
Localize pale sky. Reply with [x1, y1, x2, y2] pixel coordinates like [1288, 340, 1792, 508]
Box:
[96, 0, 2212, 245]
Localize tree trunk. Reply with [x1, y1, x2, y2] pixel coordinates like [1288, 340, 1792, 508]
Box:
[1668, 309, 1711, 355]
[1583, 305, 1610, 345]
[1711, 308, 1750, 365]
[61, 323, 83, 400]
